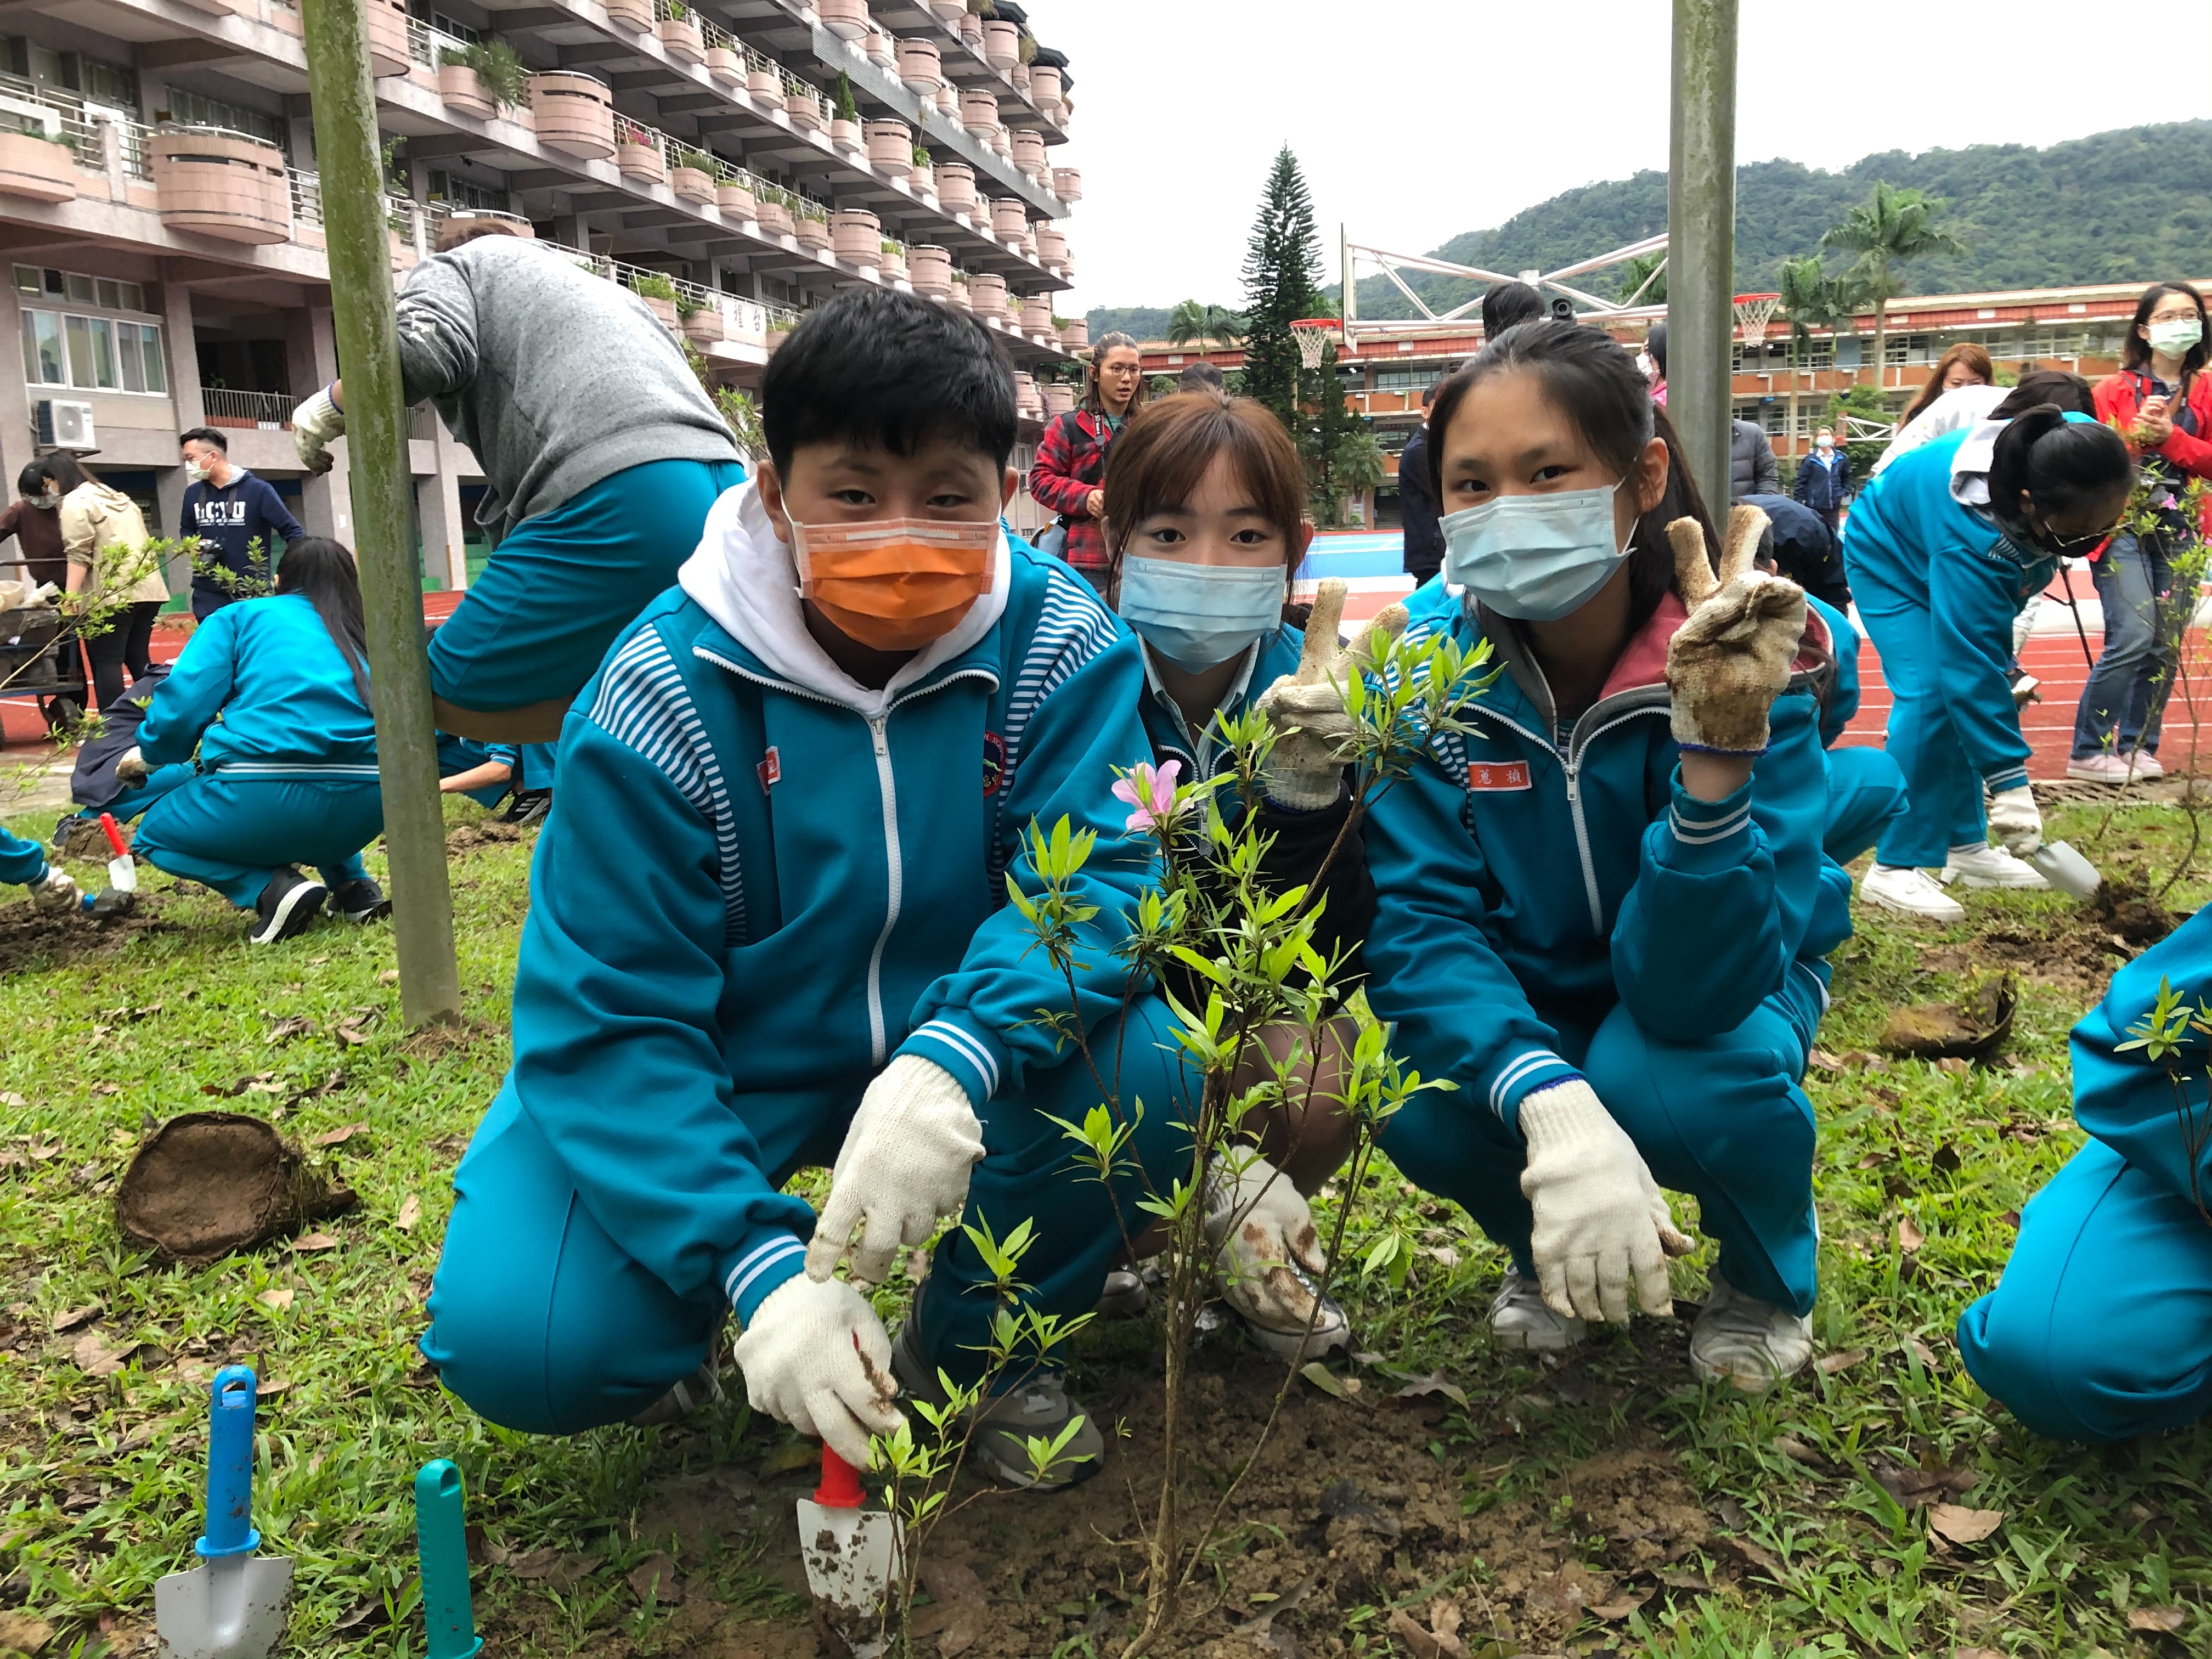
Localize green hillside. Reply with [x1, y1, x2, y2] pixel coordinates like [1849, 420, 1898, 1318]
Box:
[1083, 306, 1176, 341]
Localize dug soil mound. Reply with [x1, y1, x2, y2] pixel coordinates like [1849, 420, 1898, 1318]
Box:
[1962, 879, 2187, 998]
[0, 891, 174, 973]
[447, 820, 531, 855]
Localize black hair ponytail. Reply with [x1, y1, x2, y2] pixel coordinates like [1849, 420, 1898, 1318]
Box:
[1986, 406, 2132, 539]
[273, 537, 374, 712]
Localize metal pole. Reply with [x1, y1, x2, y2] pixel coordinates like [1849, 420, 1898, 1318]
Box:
[300, 0, 461, 1026]
[1667, 0, 1738, 521]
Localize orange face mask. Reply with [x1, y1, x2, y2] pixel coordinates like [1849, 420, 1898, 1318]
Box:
[791, 517, 998, 652]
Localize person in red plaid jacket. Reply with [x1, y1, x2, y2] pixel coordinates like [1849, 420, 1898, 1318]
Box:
[1029, 332, 1145, 595]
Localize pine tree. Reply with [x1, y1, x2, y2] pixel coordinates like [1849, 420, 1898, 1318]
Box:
[1240, 148, 1325, 427]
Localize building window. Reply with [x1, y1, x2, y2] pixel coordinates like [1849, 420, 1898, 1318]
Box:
[427, 168, 506, 212]
[21, 307, 165, 394]
[159, 87, 286, 155]
[1373, 366, 1438, 393]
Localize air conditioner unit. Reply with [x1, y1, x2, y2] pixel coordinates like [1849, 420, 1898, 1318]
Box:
[34, 400, 95, 451]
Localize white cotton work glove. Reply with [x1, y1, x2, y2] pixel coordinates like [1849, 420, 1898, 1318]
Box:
[806, 1054, 984, 1285]
[28, 865, 78, 915]
[1987, 786, 2042, 857]
[1256, 585, 1408, 811]
[291, 386, 345, 476]
[1518, 1080, 1694, 1324]
[1664, 505, 1808, 755]
[731, 1273, 904, 1470]
[114, 746, 149, 785]
[1203, 1148, 1328, 1329]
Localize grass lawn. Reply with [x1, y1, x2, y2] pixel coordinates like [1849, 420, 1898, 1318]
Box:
[1, 794, 2210, 1658]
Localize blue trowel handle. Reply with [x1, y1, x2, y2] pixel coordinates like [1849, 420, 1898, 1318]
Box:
[415, 1460, 483, 1659]
[198, 1366, 260, 1559]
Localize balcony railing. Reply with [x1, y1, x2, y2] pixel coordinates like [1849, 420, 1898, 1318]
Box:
[289, 168, 323, 229]
[202, 388, 293, 427]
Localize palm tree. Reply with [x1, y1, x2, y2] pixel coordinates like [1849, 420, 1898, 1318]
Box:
[1166, 299, 1248, 354]
[1820, 182, 1966, 394]
[1617, 250, 1667, 307]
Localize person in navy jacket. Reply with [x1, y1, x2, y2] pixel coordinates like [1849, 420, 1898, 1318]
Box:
[422, 290, 1168, 1491]
[179, 427, 306, 617]
[1362, 321, 1843, 1393]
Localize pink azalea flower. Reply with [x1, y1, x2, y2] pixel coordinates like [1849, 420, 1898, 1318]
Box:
[1112, 758, 1182, 832]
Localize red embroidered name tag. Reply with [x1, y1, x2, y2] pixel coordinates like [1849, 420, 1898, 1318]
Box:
[758, 746, 781, 792]
[1466, 761, 1531, 792]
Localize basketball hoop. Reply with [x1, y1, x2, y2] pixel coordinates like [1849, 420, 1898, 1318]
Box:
[1291, 317, 1342, 370]
[1734, 292, 1782, 349]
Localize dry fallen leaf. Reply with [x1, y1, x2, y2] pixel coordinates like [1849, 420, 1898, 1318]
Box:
[1814, 1348, 1867, 1375]
[1716, 1533, 1784, 1577]
[1590, 1589, 1653, 1620]
[50, 1302, 103, 1333]
[1386, 1606, 1469, 1659]
[1911, 1336, 1942, 1369]
[258, 1289, 295, 1312]
[378, 968, 401, 984]
[0, 1610, 54, 1654]
[1897, 1216, 1925, 1253]
[2128, 1607, 2188, 1634]
[1389, 1370, 1469, 1409]
[266, 1016, 315, 1043]
[1934, 1056, 1972, 1075]
[501, 1547, 560, 1580]
[334, 1025, 373, 1048]
[625, 1551, 681, 1604]
[290, 1232, 341, 1252]
[0, 1091, 25, 1107]
[1299, 1361, 1353, 1400]
[1808, 1048, 1847, 1073]
[396, 1194, 421, 1232]
[26, 1140, 60, 1161]
[1928, 1504, 2004, 1545]
[72, 1331, 136, 1377]
[1772, 1435, 1827, 1469]
[311, 1122, 369, 1148]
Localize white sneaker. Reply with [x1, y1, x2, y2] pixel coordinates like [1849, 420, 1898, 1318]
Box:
[1490, 1268, 1585, 1352]
[2123, 751, 2165, 780]
[1858, 864, 1965, 921]
[1942, 843, 2050, 890]
[1689, 1273, 1813, 1393]
[2068, 753, 2137, 785]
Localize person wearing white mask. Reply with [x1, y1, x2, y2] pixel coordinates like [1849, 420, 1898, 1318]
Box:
[178, 427, 306, 618]
[1359, 320, 1845, 1392]
[1105, 390, 1400, 1362]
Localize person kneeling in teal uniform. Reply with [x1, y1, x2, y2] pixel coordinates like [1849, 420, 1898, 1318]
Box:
[1958, 904, 2212, 1440]
[1362, 321, 1845, 1392]
[421, 290, 1169, 1489]
[436, 735, 520, 810]
[119, 539, 389, 943]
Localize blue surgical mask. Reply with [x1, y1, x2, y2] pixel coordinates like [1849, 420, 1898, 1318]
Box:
[1118, 555, 1283, 670]
[1440, 481, 1632, 622]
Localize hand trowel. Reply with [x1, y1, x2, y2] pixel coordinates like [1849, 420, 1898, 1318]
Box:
[156, 1367, 291, 1659]
[98, 812, 137, 894]
[797, 1444, 899, 1659]
[415, 1460, 483, 1659]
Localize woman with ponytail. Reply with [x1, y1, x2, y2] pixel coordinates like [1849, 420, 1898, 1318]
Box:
[1361, 320, 1842, 1393]
[119, 537, 391, 943]
[1844, 405, 2132, 919]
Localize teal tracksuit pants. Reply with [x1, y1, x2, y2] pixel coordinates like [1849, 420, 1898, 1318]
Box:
[0, 823, 46, 885]
[427, 458, 746, 714]
[1957, 1139, 2212, 1442]
[1858, 600, 1997, 868]
[420, 996, 1196, 1434]
[131, 773, 383, 908]
[1824, 744, 1910, 866]
[1376, 963, 1828, 1317]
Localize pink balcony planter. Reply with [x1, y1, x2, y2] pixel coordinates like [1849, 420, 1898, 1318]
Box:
[747, 66, 782, 99]
[896, 38, 941, 94]
[794, 213, 831, 251]
[1011, 64, 1030, 98]
[1034, 225, 1066, 266]
[438, 63, 494, 119]
[990, 197, 1028, 239]
[967, 272, 1007, 315]
[1045, 386, 1075, 416]
[0, 133, 77, 204]
[1059, 318, 1088, 349]
[830, 118, 860, 151]
[831, 208, 881, 265]
[786, 89, 825, 132]
[959, 89, 999, 138]
[639, 294, 679, 328]
[879, 247, 906, 283]
[935, 83, 957, 116]
[616, 139, 667, 184]
[706, 45, 742, 83]
[947, 278, 970, 313]
[911, 163, 934, 195]
[866, 29, 895, 69]
[988, 126, 1011, 158]
[820, 0, 868, 38]
[671, 166, 715, 204]
[928, 0, 963, 20]
[152, 129, 286, 244]
[1029, 66, 1062, 110]
[1020, 296, 1053, 334]
[1052, 165, 1081, 201]
[605, 0, 652, 30]
[682, 306, 725, 345]
[530, 73, 615, 160]
[958, 14, 982, 51]
[981, 19, 1019, 71]
[1010, 129, 1046, 178]
[933, 161, 975, 211]
[656, 16, 704, 62]
[755, 200, 793, 236]
[908, 244, 952, 296]
[716, 180, 755, 219]
[365, 0, 411, 76]
[864, 117, 911, 168]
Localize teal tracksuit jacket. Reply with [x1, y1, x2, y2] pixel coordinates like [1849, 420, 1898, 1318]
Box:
[1842, 421, 2063, 865]
[1362, 580, 1844, 1314]
[1960, 905, 2212, 1440]
[1805, 591, 1909, 865]
[424, 483, 1165, 1430]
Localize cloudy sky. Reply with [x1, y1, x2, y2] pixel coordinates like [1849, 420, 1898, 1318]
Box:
[1042, 0, 2212, 314]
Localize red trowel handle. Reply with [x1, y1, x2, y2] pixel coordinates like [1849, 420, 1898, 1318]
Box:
[814, 1444, 864, 1509]
[98, 813, 129, 860]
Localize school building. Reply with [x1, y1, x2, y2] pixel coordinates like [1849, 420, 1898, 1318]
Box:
[0, 0, 1086, 592]
[1139, 277, 2202, 532]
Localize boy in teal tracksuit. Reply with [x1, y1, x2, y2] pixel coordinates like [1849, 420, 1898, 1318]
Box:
[422, 290, 1171, 1487]
[436, 735, 520, 809]
[1959, 905, 2212, 1440]
[1362, 576, 1847, 1384]
[1803, 591, 1909, 865]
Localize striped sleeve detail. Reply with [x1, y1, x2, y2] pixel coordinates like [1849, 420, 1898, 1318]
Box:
[990, 571, 1123, 881]
[1668, 798, 1754, 846]
[1984, 763, 2030, 794]
[723, 1232, 807, 1324]
[1488, 1048, 1580, 1122]
[588, 628, 747, 945]
[900, 1015, 1007, 1107]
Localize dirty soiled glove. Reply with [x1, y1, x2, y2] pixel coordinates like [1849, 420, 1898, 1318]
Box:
[1664, 504, 1808, 756]
[1518, 1080, 1694, 1324]
[113, 746, 149, 785]
[805, 1054, 984, 1285]
[732, 1273, 903, 1470]
[1204, 1148, 1328, 1329]
[28, 865, 78, 915]
[1987, 786, 2043, 857]
[291, 386, 345, 476]
[1255, 582, 1408, 811]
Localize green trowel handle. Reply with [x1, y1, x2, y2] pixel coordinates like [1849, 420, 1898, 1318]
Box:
[414, 1460, 483, 1659]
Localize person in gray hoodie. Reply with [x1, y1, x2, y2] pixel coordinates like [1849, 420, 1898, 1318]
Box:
[291, 219, 744, 742]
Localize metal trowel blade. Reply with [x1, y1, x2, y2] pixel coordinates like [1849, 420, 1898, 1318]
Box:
[797, 1496, 899, 1658]
[154, 1554, 291, 1659]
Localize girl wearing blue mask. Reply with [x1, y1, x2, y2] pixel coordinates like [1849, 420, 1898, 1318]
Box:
[1101, 390, 1386, 1362]
[1362, 318, 1843, 1392]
